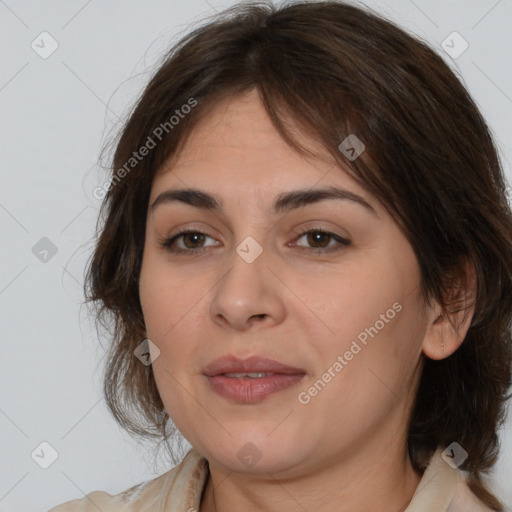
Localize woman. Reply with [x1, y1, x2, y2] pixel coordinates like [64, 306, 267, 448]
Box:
[49, 0, 512, 510]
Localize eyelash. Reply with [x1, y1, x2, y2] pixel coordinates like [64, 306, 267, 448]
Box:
[158, 227, 351, 256]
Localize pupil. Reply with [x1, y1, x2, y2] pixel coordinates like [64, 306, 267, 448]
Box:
[309, 232, 328, 247]
[185, 232, 204, 248]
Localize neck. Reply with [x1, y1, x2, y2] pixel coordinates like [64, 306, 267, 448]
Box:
[199, 441, 423, 512]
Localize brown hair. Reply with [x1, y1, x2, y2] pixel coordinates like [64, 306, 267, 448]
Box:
[85, 1, 512, 508]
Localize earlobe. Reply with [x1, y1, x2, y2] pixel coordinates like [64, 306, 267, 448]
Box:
[421, 259, 477, 361]
[422, 312, 465, 360]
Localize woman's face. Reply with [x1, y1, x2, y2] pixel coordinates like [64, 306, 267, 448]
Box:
[139, 88, 435, 477]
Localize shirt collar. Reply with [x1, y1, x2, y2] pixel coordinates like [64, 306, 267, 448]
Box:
[163, 446, 459, 511]
[405, 447, 460, 511]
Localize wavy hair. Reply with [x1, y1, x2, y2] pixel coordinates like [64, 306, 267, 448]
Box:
[84, 1, 512, 508]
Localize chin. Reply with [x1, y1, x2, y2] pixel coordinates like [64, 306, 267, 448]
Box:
[200, 435, 308, 476]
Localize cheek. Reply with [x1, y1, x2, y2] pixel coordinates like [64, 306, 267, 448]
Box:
[295, 259, 406, 351]
[139, 249, 200, 342]
[140, 260, 198, 424]
[302, 244, 424, 382]
[139, 250, 208, 392]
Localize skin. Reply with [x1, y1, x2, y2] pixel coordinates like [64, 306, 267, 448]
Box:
[138, 88, 475, 512]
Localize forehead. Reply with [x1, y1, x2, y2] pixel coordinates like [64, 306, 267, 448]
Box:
[152, 89, 363, 196]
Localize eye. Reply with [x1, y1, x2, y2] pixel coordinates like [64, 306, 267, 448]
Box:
[158, 227, 351, 256]
[292, 228, 350, 253]
[158, 230, 218, 255]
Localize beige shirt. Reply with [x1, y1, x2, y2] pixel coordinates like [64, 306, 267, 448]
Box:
[48, 447, 496, 511]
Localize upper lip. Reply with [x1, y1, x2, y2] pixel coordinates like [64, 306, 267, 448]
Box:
[203, 354, 306, 377]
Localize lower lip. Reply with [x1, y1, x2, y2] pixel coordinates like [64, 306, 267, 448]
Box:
[206, 374, 305, 403]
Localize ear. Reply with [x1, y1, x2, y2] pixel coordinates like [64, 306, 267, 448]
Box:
[422, 259, 477, 361]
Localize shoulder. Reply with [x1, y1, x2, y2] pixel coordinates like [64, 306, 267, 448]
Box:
[407, 447, 503, 512]
[47, 448, 209, 512]
[449, 475, 507, 512]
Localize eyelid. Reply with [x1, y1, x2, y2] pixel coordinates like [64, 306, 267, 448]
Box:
[289, 226, 351, 252]
[158, 223, 351, 256]
[290, 220, 350, 241]
[159, 228, 218, 253]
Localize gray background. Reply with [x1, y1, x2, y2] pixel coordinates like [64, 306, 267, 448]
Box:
[1, 0, 511, 510]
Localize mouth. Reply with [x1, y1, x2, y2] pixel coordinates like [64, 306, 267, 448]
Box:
[202, 354, 306, 403]
[220, 372, 282, 378]
[202, 354, 306, 377]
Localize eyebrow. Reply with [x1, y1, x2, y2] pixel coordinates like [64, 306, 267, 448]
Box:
[150, 186, 378, 217]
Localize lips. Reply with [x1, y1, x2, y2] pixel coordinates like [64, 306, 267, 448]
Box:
[202, 354, 305, 377]
[202, 354, 306, 403]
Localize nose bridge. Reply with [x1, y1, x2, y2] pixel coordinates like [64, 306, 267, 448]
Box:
[209, 233, 285, 330]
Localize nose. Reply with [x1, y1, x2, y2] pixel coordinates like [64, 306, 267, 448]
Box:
[209, 244, 286, 332]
